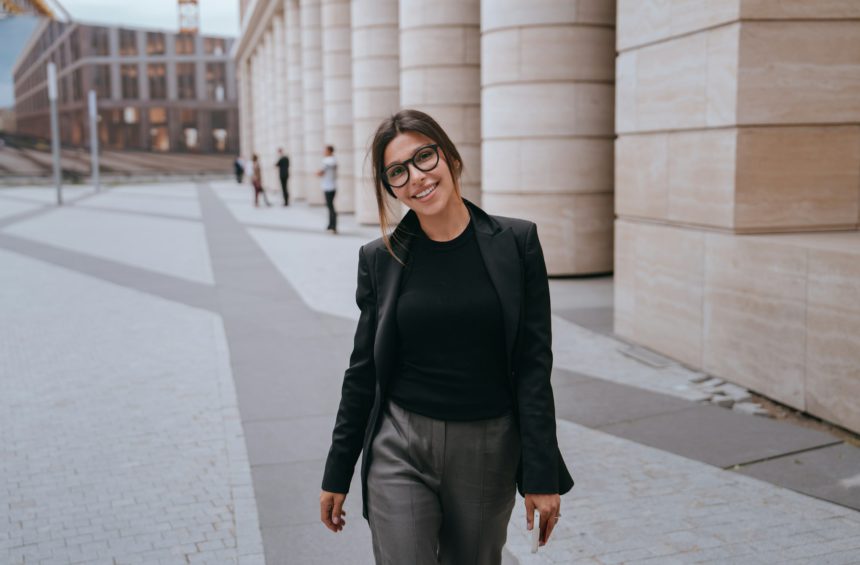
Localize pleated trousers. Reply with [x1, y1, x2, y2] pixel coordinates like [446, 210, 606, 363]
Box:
[367, 401, 520, 565]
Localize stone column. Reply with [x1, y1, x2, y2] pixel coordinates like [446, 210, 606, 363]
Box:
[351, 0, 400, 224]
[399, 0, 481, 204]
[237, 60, 252, 160]
[481, 0, 615, 275]
[301, 0, 325, 205]
[321, 0, 354, 212]
[614, 0, 860, 433]
[273, 13, 288, 158]
[287, 0, 305, 200]
[260, 33, 274, 191]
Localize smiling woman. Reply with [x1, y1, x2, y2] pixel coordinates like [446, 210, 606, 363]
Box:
[319, 109, 574, 565]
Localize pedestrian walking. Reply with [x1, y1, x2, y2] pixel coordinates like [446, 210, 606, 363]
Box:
[275, 148, 290, 206]
[317, 145, 337, 233]
[233, 155, 244, 184]
[250, 154, 271, 207]
[319, 109, 573, 565]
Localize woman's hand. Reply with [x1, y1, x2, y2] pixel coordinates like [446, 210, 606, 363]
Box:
[524, 493, 561, 546]
[320, 490, 347, 532]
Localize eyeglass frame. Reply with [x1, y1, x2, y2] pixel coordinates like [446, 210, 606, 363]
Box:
[381, 144, 441, 191]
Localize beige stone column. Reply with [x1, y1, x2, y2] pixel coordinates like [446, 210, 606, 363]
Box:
[301, 0, 325, 205]
[614, 0, 860, 433]
[273, 14, 288, 158]
[237, 59, 254, 162]
[262, 32, 278, 192]
[321, 0, 354, 212]
[287, 0, 306, 200]
[399, 0, 481, 204]
[351, 0, 400, 225]
[481, 0, 615, 276]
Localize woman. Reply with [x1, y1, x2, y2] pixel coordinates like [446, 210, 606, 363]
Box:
[320, 109, 573, 564]
[250, 153, 271, 207]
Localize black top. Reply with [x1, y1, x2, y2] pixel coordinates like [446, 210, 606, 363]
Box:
[389, 221, 512, 421]
[276, 156, 290, 176]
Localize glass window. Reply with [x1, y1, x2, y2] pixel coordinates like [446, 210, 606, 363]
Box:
[90, 27, 109, 56]
[205, 62, 226, 101]
[93, 65, 111, 99]
[147, 32, 165, 55]
[121, 64, 138, 99]
[179, 109, 198, 151]
[175, 33, 195, 55]
[176, 62, 196, 99]
[204, 37, 225, 55]
[149, 106, 169, 151]
[72, 69, 83, 101]
[70, 28, 81, 61]
[147, 64, 167, 99]
[119, 29, 137, 56]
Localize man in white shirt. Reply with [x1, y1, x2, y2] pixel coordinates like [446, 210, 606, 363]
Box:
[317, 145, 338, 233]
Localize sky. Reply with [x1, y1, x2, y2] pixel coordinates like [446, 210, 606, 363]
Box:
[0, 0, 239, 108]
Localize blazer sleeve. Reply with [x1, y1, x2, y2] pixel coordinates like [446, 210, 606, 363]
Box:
[321, 245, 378, 493]
[515, 223, 560, 494]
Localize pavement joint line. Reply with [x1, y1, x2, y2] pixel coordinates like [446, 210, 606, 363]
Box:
[0, 231, 219, 313]
[69, 203, 202, 224]
[726, 440, 846, 469]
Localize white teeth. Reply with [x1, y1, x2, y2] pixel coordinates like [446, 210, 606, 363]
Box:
[414, 184, 436, 199]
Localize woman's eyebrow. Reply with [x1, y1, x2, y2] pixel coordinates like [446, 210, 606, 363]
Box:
[384, 145, 424, 168]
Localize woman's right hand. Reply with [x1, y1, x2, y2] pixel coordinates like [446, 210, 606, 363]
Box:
[320, 490, 347, 532]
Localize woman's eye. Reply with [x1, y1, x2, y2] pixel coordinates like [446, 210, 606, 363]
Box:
[388, 166, 405, 178]
[416, 151, 433, 162]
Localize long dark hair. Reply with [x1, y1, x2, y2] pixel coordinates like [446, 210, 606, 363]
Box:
[370, 109, 464, 260]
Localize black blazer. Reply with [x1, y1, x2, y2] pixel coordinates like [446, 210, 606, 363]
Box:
[322, 199, 574, 518]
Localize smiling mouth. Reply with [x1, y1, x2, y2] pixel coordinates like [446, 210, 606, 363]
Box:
[413, 184, 437, 200]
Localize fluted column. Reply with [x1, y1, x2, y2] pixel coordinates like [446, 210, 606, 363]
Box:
[238, 59, 253, 162]
[321, 0, 354, 212]
[399, 0, 481, 204]
[481, 0, 616, 275]
[287, 0, 306, 200]
[262, 32, 277, 192]
[351, 0, 400, 224]
[301, 0, 325, 205]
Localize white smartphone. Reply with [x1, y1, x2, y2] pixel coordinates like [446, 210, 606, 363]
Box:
[530, 510, 540, 553]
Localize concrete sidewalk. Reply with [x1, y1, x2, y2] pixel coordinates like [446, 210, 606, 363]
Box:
[1, 180, 858, 565]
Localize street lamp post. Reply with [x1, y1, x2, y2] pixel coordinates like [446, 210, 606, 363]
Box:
[88, 90, 100, 192]
[47, 62, 62, 205]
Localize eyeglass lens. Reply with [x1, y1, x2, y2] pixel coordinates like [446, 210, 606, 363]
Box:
[385, 145, 439, 188]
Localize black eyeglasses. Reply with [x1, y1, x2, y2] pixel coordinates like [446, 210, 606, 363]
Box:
[382, 144, 440, 189]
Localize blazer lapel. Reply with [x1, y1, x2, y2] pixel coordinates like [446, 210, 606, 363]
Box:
[467, 201, 522, 372]
[373, 213, 418, 390]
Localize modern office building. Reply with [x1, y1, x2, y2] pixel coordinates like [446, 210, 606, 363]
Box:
[234, 0, 860, 436]
[13, 19, 239, 153]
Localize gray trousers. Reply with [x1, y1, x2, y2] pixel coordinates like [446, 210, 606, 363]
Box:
[367, 401, 520, 565]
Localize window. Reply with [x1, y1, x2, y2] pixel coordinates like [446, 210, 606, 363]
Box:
[211, 110, 228, 152]
[121, 65, 138, 99]
[90, 27, 109, 56]
[147, 32, 165, 55]
[119, 29, 137, 56]
[205, 62, 226, 101]
[72, 69, 83, 101]
[93, 65, 111, 99]
[204, 37, 225, 55]
[179, 109, 198, 151]
[176, 62, 196, 99]
[149, 106, 169, 151]
[70, 28, 81, 61]
[147, 64, 166, 99]
[175, 33, 195, 55]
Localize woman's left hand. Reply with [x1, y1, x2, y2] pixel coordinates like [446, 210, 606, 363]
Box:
[524, 493, 561, 546]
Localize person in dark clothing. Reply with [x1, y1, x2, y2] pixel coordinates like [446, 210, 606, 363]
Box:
[234, 156, 244, 184]
[319, 109, 572, 565]
[275, 148, 290, 206]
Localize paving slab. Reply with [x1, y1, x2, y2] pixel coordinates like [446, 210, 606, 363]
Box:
[554, 306, 614, 336]
[554, 375, 694, 428]
[599, 404, 842, 469]
[736, 442, 860, 511]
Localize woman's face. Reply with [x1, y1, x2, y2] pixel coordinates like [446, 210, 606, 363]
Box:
[383, 131, 459, 219]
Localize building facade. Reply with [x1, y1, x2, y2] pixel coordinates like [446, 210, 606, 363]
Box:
[13, 19, 239, 154]
[234, 0, 860, 434]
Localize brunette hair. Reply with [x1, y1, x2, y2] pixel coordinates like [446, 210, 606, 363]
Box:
[369, 109, 463, 260]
